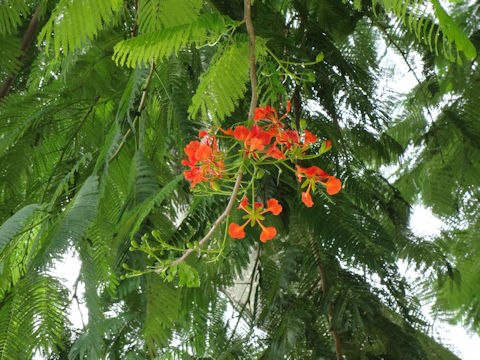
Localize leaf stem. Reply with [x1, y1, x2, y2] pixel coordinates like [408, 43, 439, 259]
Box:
[109, 60, 156, 163]
[245, 0, 258, 120]
[155, 171, 243, 273]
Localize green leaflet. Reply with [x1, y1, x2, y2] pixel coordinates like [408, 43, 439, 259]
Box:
[112, 12, 236, 68]
[369, 0, 477, 62]
[431, 0, 477, 62]
[144, 275, 181, 350]
[115, 68, 147, 129]
[0, 0, 30, 36]
[0, 204, 40, 255]
[130, 174, 183, 239]
[0, 274, 68, 359]
[188, 36, 267, 124]
[38, 0, 123, 56]
[138, 0, 204, 33]
[0, 36, 21, 78]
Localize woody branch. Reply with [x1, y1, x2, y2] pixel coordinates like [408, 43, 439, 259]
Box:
[156, 0, 258, 273]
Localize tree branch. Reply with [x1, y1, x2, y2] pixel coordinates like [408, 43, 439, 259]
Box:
[0, 5, 41, 99]
[245, 0, 258, 119]
[156, 0, 259, 274]
[373, 18, 446, 164]
[155, 171, 243, 273]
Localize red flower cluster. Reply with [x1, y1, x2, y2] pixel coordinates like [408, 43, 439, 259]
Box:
[219, 101, 319, 160]
[181, 102, 342, 245]
[296, 165, 342, 207]
[228, 197, 283, 242]
[181, 131, 225, 188]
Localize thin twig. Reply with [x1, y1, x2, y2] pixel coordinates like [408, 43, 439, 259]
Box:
[155, 172, 243, 273]
[70, 275, 86, 328]
[373, 18, 446, 164]
[109, 60, 156, 163]
[131, 0, 139, 38]
[41, 96, 100, 203]
[245, 0, 258, 120]
[228, 244, 260, 341]
[308, 234, 343, 360]
[373, 18, 436, 122]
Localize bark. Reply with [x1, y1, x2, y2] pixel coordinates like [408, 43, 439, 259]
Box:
[0, 6, 41, 99]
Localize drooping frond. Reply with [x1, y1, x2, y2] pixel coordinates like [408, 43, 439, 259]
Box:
[29, 176, 100, 270]
[113, 12, 236, 68]
[137, 0, 204, 33]
[0, 274, 69, 359]
[144, 275, 181, 352]
[0, 0, 30, 36]
[0, 35, 21, 79]
[188, 37, 267, 124]
[38, 0, 123, 56]
[0, 204, 40, 253]
[368, 0, 477, 63]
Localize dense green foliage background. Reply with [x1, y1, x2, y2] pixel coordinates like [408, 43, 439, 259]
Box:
[0, 0, 479, 358]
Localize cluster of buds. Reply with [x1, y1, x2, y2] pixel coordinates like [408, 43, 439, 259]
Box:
[181, 101, 342, 243]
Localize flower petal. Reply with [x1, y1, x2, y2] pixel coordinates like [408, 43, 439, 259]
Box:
[324, 176, 342, 195]
[195, 143, 212, 161]
[301, 191, 314, 207]
[238, 196, 249, 209]
[228, 223, 246, 239]
[266, 199, 283, 215]
[260, 226, 276, 242]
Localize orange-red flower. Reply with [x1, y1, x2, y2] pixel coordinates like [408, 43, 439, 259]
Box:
[301, 191, 314, 207]
[254, 105, 275, 122]
[321, 176, 342, 195]
[277, 129, 301, 150]
[259, 226, 276, 242]
[296, 165, 329, 182]
[303, 130, 317, 147]
[266, 198, 282, 215]
[218, 102, 324, 161]
[254, 101, 291, 126]
[296, 165, 341, 206]
[182, 131, 225, 188]
[228, 223, 246, 239]
[228, 196, 283, 242]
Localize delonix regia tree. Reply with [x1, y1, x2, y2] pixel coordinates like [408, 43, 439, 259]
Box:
[0, 0, 478, 359]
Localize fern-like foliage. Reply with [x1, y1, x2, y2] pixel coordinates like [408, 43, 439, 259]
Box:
[0, 0, 30, 36]
[38, 0, 123, 56]
[0, 35, 21, 79]
[0, 204, 40, 254]
[144, 275, 181, 352]
[138, 0, 204, 33]
[188, 36, 267, 124]
[0, 0, 477, 357]
[113, 12, 236, 68]
[0, 274, 69, 359]
[368, 0, 477, 63]
[29, 176, 100, 270]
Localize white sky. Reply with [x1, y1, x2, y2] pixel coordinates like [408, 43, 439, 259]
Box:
[376, 31, 480, 359]
[410, 206, 480, 360]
